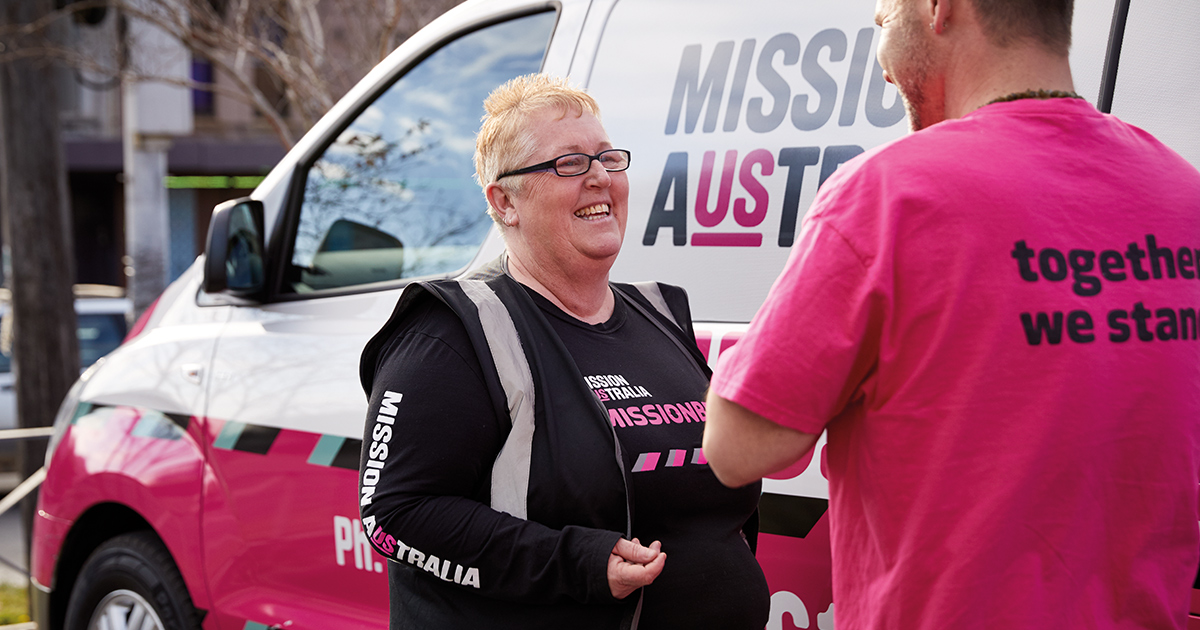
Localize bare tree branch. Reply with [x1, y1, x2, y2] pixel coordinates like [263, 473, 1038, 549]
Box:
[1, 0, 463, 149]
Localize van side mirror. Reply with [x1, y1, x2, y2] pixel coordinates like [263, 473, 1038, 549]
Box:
[203, 198, 266, 297]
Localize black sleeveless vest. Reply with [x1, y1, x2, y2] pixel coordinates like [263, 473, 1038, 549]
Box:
[359, 257, 710, 629]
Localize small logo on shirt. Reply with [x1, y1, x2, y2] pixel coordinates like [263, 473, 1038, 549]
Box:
[584, 373, 652, 401]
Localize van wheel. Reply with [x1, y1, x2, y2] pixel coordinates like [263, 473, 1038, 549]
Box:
[64, 532, 201, 630]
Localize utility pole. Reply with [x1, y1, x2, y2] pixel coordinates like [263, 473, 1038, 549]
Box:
[0, 0, 82, 585]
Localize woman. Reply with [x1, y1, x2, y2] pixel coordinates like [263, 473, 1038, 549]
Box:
[358, 74, 768, 629]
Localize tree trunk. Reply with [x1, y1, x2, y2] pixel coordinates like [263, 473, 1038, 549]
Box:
[0, 0, 81, 596]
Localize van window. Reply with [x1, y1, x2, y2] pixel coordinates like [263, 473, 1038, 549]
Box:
[287, 11, 556, 293]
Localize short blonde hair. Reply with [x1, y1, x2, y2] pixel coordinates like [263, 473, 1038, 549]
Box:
[475, 74, 602, 227]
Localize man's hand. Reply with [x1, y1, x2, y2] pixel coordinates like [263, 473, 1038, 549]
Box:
[703, 391, 820, 488]
[607, 538, 665, 599]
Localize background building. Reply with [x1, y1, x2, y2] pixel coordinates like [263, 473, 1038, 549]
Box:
[52, 0, 461, 288]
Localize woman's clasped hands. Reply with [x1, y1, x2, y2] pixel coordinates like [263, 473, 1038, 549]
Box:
[607, 538, 665, 599]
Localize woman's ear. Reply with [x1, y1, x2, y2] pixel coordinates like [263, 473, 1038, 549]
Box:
[486, 182, 518, 227]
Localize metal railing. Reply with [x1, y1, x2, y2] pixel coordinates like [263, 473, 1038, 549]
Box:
[0, 427, 51, 586]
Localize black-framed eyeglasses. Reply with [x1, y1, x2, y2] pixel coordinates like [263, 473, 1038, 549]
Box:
[495, 149, 631, 181]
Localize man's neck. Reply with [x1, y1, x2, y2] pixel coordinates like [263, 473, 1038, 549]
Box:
[943, 43, 1076, 120]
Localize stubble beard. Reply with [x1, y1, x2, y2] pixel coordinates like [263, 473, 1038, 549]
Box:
[891, 11, 937, 132]
[901, 83, 928, 132]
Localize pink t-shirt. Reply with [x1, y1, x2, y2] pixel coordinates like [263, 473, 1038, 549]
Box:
[713, 98, 1200, 629]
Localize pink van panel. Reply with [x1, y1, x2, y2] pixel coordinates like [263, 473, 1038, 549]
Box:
[34, 405, 211, 612]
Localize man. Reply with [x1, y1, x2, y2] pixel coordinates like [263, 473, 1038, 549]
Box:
[703, 0, 1200, 628]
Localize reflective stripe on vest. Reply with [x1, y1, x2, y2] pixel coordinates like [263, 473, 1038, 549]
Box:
[459, 279, 535, 520]
[628, 282, 676, 327]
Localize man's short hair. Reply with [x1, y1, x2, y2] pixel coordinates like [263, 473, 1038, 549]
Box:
[474, 74, 601, 227]
[971, 0, 1073, 55]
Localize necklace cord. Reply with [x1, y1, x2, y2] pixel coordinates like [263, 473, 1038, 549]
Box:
[987, 89, 1084, 106]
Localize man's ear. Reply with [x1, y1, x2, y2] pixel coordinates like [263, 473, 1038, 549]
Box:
[929, 0, 953, 35]
[486, 182, 518, 226]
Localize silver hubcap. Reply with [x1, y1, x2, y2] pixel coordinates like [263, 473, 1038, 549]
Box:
[88, 589, 165, 630]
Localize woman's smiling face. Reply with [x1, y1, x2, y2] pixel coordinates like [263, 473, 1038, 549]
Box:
[504, 106, 629, 274]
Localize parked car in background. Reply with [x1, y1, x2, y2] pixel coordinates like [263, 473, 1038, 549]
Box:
[0, 286, 131, 465]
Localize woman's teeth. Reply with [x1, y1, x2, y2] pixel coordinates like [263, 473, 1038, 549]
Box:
[575, 204, 610, 219]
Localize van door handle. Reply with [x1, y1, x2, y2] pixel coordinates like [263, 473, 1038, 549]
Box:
[181, 363, 203, 384]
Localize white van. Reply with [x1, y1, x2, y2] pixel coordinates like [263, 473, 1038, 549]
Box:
[30, 0, 1200, 628]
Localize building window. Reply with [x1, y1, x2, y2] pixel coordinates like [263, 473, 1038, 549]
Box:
[192, 58, 215, 116]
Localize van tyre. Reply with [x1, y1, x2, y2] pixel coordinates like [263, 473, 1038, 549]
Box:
[64, 532, 201, 630]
